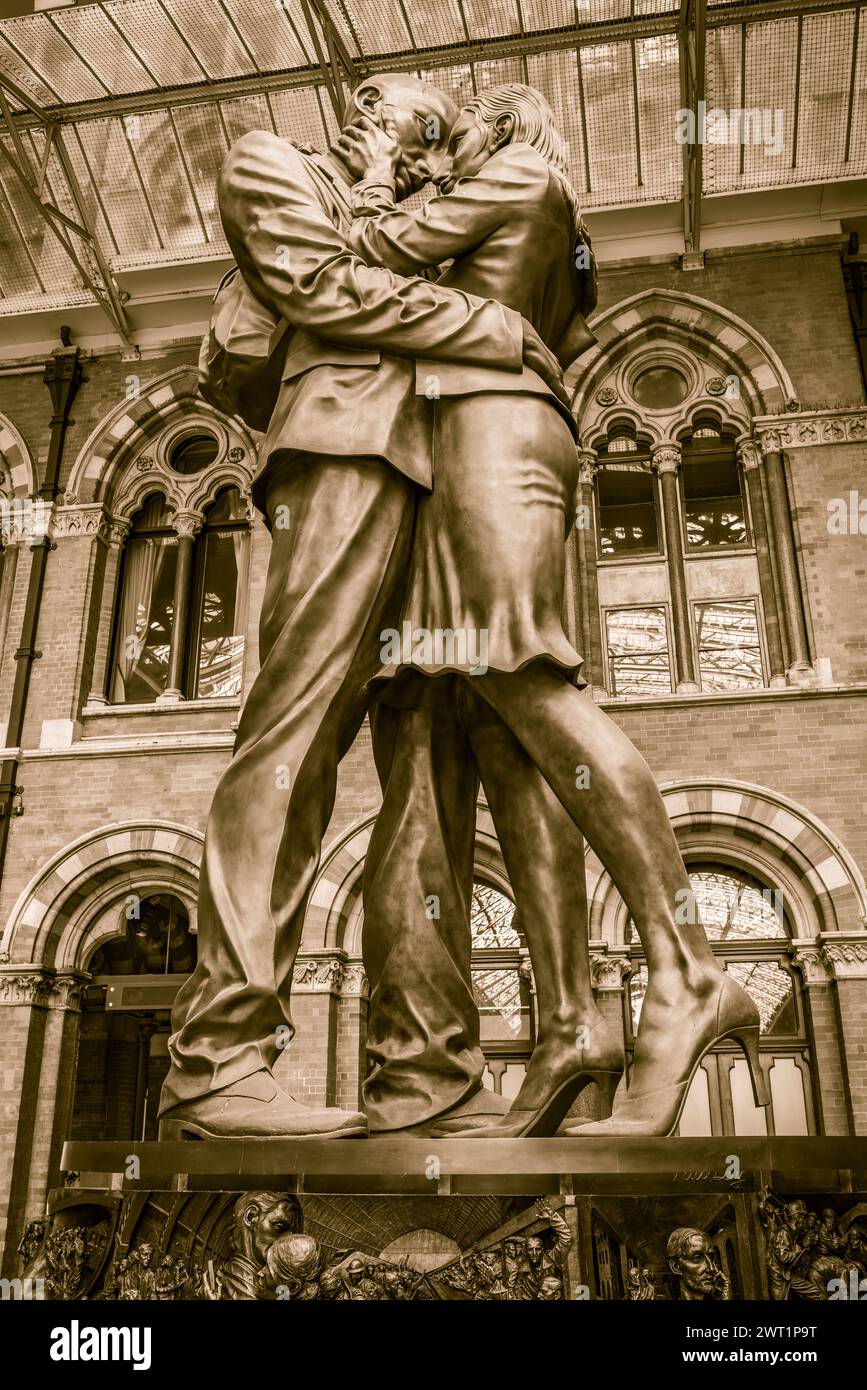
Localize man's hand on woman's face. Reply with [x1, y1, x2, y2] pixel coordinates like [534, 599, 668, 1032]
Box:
[333, 114, 402, 188]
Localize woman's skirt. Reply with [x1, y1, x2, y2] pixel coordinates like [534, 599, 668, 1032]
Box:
[373, 391, 586, 703]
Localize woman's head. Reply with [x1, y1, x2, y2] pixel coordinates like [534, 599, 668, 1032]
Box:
[439, 83, 571, 191]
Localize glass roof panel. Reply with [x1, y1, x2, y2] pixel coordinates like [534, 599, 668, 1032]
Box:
[522, 0, 582, 29]
[218, 92, 277, 144]
[797, 9, 858, 180]
[462, 0, 523, 40]
[635, 31, 682, 203]
[339, 0, 416, 53]
[52, 6, 157, 97]
[101, 0, 209, 88]
[269, 85, 334, 150]
[221, 0, 311, 72]
[169, 102, 232, 244]
[403, 0, 468, 48]
[169, 0, 260, 81]
[76, 116, 164, 261]
[0, 30, 60, 108]
[580, 41, 641, 204]
[0, 134, 96, 308]
[527, 47, 589, 198]
[0, 14, 110, 104]
[852, 10, 867, 172]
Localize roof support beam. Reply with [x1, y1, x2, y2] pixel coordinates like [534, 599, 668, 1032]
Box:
[0, 70, 133, 346]
[298, 0, 360, 125]
[679, 0, 706, 265]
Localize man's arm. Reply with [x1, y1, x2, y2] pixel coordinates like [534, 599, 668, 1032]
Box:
[346, 147, 542, 274]
[219, 130, 523, 372]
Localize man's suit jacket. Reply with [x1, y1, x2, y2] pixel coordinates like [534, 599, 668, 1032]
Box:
[218, 131, 526, 501]
[349, 141, 597, 435]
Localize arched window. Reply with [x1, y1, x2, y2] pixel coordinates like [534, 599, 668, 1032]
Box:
[627, 865, 815, 1136]
[471, 881, 535, 1100]
[108, 492, 177, 704]
[188, 487, 250, 699]
[73, 895, 196, 1142]
[108, 481, 249, 704]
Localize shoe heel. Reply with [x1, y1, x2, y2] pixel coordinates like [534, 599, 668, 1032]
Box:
[728, 1024, 770, 1109]
[591, 1071, 620, 1119]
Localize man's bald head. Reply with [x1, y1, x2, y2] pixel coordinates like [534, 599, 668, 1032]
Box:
[342, 73, 456, 197]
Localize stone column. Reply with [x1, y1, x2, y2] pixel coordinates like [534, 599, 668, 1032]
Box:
[757, 430, 813, 682]
[736, 439, 787, 689]
[158, 510, 203, 705]
[0, 528, 21, 696]
[820, 935, 867, 1134]
[791, 943, 849, 1136]
[651, 442, 699, 693]
[575, 450, 606, 696]
[86, 517, 130, 707]
[0, 968, 85, 1277]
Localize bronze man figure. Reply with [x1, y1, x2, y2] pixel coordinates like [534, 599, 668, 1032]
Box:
[159, 75, 570, 1140]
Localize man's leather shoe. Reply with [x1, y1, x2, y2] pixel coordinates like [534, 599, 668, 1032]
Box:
[159, 1070, 367, 1139]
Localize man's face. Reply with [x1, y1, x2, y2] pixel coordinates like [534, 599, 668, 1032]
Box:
[347, 1259, 364, 1285]
[250, 1198, 297, 1263]
[526, 1237, 544, 1267]
[672, 1234, 718, 1295]
[137, 1243, 154, 1268]
[505, 1240, 520, 1259]
[380, 92, 453, 198]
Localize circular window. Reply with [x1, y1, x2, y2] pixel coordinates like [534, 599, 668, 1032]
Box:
[168, 432, 219, 475]
[631, 366, 688, 410]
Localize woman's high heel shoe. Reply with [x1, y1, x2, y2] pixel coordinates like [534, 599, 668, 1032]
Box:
[565, 974, 769, 1138]
[443, 1022, 624, 1138]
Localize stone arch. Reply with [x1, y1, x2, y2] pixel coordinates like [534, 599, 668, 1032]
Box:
[0, 821, 203, 971]
[586, 779, 867, 947]
[0, 413, 36, 498]
[303, 802, 513, 957]
[65, 367, 257, 508]
[569, 288, 799, 445]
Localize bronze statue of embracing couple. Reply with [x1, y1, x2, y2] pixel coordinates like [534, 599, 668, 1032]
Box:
[158, 73, 768, 1143]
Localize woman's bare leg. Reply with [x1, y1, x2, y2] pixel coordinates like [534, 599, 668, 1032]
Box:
[468, 664, 729, 1102]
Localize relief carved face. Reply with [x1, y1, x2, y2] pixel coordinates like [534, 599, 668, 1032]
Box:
[669, 1232, 719, 1296]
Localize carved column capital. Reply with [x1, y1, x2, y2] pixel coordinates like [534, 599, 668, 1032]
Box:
[172, 510, 205, 540]
[589, 948, 632, 992]
[108, 516, 132, 546]
[790, 940, 831, 985]
[0, 968, 89, 1009]
[577, 450, 598, 487]
[650, 443, 682, 475]
[756, 428, 783, 456]
[736, 438, 763, 471]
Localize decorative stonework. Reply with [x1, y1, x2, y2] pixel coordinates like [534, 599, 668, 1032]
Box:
[577, 450, 598, 486]
[790, 942, 829, 985]
[706, 377, 728, 395]
[52, 504, 112, 540]
[595, 387, 617, 406]
[0, 970, 87, 1009]
[756, 410, 867, 451]
[650, 444, 681, 475]
[291, 956, 369, 996]
[589, 950, 632, 991]
[735, 439, 762, 471]
[820, 935, 867, 979]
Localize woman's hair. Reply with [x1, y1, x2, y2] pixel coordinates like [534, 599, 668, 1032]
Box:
[461, 83, 583, 239]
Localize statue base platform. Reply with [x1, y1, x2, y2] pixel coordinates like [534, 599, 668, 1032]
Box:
[59, 1134, 867, 1196]
[18, 1136, 866, 1301]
